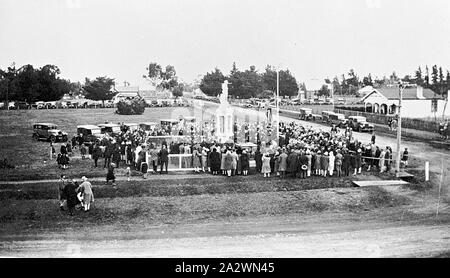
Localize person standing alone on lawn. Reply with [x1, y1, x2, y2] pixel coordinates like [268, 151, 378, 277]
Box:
[63, 179, 78, 216]
[80, 176, 94, 212]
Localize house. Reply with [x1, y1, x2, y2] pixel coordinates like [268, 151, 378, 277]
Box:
[303, 79, 331, 99]
[360, 85, 448, 118]
[112, 86, 140, 104]
[139, 89, 174, 105]
[358, 86, 374, 98]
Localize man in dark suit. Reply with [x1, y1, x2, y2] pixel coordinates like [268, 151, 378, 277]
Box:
[159, 145, 169, 174]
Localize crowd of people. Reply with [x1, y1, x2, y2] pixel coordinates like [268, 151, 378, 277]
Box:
[49, 118, 410, 183]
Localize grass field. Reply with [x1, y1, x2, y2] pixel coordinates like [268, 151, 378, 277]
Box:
[0, 107, 196, 178]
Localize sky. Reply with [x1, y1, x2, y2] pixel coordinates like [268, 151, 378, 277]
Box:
[1, 0, 450, 87]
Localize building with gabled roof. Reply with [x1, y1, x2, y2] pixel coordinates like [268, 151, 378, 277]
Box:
[359, 85, 448, 118]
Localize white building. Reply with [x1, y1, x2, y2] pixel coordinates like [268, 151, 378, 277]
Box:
[360, 85, 448, 118]
[112, 86, 140, 104]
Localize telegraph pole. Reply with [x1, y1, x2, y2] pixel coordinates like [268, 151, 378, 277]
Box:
[395, 83, 404, 176]
[276, 69, 280, 145]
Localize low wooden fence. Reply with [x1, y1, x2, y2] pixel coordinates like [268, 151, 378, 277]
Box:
[333, 109, 440, 133]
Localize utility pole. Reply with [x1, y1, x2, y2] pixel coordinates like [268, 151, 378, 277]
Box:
[276, 69, 280, 145]
[395, 83, 404, 176]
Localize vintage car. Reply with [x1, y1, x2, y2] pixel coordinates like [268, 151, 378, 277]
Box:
[348, 116, 374, 132]
[33, 123, 68, 142]
[98, 123, 122, 136]
[329, 113, 348, 128]
[139, 122, 158, 131]
[321, 111, 336, 123]
[15, 101, 30, 110]
[299, 108, 313, 121]
[121, 123, 140, 132]
[44, 101, 57, 109]
[76, 125, 103, 145]
[31, 101, 45, 109]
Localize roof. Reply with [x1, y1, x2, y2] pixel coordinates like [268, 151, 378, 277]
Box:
[361, 86, 442, 102]
[114, 86, 139, 92]
[77, 125, 101, 130]
[115, 92, 140, 98]
[160, 119, 179, 123]
[123, 123, 139, 126]
[34, 123, 57, 126]
[98, 123, 121, 127]
[378, 87, 440, 100]
[140, 122, 157, 126]
[304, 79, 326, 92]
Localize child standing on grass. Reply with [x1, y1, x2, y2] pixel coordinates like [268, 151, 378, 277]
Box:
[80, 143, 87, 160]
[126, 167, 131, 181]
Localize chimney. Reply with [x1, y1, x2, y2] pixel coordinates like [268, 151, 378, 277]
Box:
[416, 86, 425, 99]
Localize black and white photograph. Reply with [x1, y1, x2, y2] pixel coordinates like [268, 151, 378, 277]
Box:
[0, 0, 449, 261]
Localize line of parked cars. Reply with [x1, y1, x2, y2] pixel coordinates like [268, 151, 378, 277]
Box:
[295, 108, 374, 133]
[3, 100, 117, 110]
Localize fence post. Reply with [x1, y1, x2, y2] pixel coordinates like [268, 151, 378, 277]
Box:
[425, 161, 429, 181]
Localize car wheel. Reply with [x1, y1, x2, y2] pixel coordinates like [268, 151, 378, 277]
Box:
[50, 135, 56, 143]
[32, 133, 39, 140]
[62, 135, 68, 142]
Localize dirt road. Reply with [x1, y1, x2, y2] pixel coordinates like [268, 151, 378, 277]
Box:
[1, 213, 448, 257]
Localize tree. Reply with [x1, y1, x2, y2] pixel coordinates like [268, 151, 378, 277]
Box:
[0, 64, 71, 103]
[262, 66, 298, 97]
[425, 66, 430, 86]
[362, 73, 373, 86]
[199, 68, 225, 97]
[415, 66, 423, 86]
[332, 77, 342, 95]
[82, 76, 115, 106]
[317, 85, 331, 97]
[143, 62, 179, 93]
[172, 83, 184, 98]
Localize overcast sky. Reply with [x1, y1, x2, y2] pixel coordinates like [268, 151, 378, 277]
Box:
[1, 0, 449, 87]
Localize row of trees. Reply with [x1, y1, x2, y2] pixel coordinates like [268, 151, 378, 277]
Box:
[331, 66, 450, 96]
[0, 64, 73, 103]
[199, 63, 299, 99]
[0, 62, 186, 105]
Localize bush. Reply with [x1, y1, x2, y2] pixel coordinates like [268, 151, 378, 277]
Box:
[116, 98, 146, 115]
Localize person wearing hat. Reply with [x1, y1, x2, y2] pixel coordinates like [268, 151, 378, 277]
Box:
[240, 149, 250, 176]
[63, 178, 79, 216]
[321, 152, 329, 177]
[106, 162, 116, 185]
[261, 153, 272, 178]
[278, 148, 288, 179]
[328, 150, 335, 177]
[314, 150, 322, 176]
[353, 149, 362, 175]
[58, 174, 67, 211]
[224, 150, 234, 177]
[306, 149, 312, 177]
[335, 150, 343, 177]
[201, 147, 208, 173]
[209, 147, 221, 175]
[80, 176, 94, 212]
[342, 150, 351, 177]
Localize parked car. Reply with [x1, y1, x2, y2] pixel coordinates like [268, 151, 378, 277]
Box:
[16, 101, 30, 109]
[329, 113, 348, 128]
[7, 101, 16, 110]
[76, 125, 103, 145]
[321, 111, 335, 123]
[60, 101, 68, 109]
[67, 101, 77, 108]
[98, 123, 121, 137]
[31, 101, 45, 109]
[348, 116, 374, 132]
[45, 102, 57, 109]
[299, 108, 313, 121]
[336, 98, 346, 105]
[32, 123, 68, 142]
[121, 123, 140, 132]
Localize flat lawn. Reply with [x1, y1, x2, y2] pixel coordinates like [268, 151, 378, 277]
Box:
[0, 107, 195, 177]
[0, 184, 412, 233]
